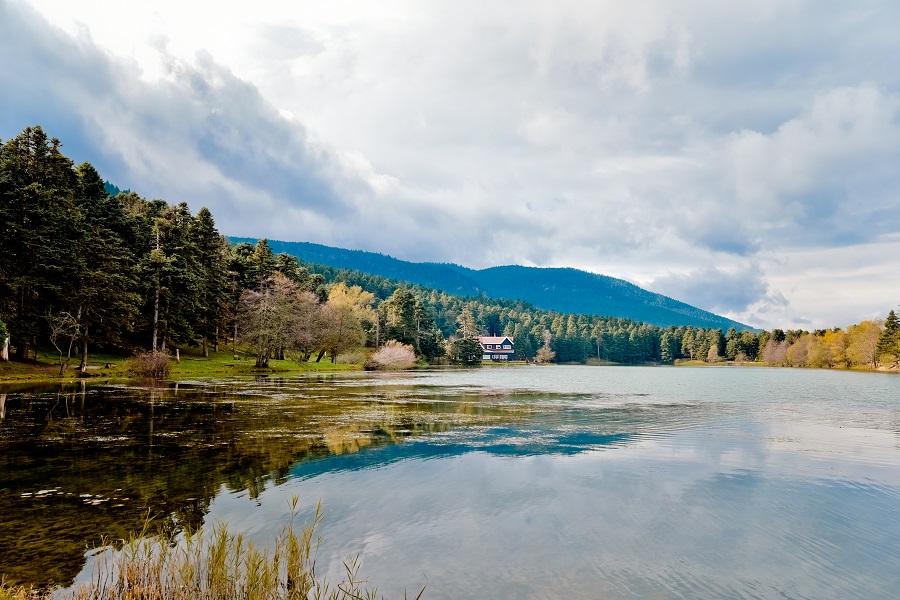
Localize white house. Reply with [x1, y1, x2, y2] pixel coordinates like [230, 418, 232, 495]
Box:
[477, 336, 514, 361]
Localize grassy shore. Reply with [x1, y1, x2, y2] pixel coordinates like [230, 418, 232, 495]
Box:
[0, 349, 361, 385]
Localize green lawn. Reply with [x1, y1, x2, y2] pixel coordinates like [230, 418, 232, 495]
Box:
[0, 347, 361, 384]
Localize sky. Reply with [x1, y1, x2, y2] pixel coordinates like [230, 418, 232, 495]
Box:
[2, 0, 899, 329]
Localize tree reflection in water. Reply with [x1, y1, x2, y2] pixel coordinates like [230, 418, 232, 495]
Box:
[0, 376, 529, 587]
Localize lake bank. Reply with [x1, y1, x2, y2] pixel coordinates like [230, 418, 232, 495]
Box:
[674, 357, 900, 374]
[3, 351, 898, 386]
[0, 349, 362, 384]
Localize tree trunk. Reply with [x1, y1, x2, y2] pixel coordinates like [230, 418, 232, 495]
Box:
[213, 327, 219, 353]
[78, 325, 89, 375]
[315, 349, 326, 363]
[175, 348, 180, 363]
[255, 351, 269, 368]
[202, 337, 208, 358]
[14, 287, 25, 360]
[1, 336, 8, 361]
[152, 273, 160, 351]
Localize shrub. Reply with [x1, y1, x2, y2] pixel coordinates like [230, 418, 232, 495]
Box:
[128, 351, 171, 378]
[335, 349, 368, 365]
[364, 340, 417, 371]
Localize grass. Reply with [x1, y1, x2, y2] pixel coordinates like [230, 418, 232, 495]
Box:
[0, 500, 424, 600]
[169, 350, 360, 379]
[0, 348, 361, 385]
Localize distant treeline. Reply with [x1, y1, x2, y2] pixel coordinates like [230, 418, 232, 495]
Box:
[310, 262, 899, 369]
[1, 126, 898, 371]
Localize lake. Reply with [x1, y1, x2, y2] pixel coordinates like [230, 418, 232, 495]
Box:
[1, 366, 899, 599]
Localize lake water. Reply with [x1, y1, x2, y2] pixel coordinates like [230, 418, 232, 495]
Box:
[1, 366, 899, 599]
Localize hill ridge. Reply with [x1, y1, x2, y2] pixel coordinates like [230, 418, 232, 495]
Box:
[230, 237, 751, 331]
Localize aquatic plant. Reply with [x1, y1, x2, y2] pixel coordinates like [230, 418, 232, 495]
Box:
[0, 500, 424, 600]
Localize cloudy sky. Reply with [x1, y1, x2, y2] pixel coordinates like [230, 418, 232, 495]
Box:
[2, 0, 899, 329]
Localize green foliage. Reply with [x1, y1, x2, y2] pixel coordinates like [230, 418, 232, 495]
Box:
[0, 126, 893, 374]
[232, 238, 751, 330]
[450, 337, 483, 365]
[0, 126, 232, 364]
[381, 287, 419, 347]
[659, 330, 677, 364]
[877, 310, 900, 363]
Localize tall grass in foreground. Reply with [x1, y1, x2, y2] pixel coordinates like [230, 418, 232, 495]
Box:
[1, 500, 424, 600]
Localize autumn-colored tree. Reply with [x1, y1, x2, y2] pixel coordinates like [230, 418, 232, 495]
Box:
[319, 283, 374, 362]
[846, 320, 881, 368]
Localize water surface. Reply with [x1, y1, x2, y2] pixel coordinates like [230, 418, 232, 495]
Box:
[1, 366, 899, 599]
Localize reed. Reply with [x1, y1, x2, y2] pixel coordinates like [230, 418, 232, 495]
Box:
[0, 500, 424, 600]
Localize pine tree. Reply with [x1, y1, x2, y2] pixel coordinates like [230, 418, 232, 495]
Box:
[660, 330, 677, 364]
[0, 127, 80, 358]
[193, 208, 228, 356]
[382, 288, 418, 346]
[70, 162, 139, 372]
[876, 310, 900, 365]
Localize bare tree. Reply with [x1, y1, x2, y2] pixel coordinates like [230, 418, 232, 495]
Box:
[288, 291, 324, 363]
[238, 274, 309, 368]
[47, 311, 81, 377]
[534, 331, 556, 363]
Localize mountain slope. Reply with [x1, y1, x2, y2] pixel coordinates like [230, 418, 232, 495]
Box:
[230, 237, 751, 330]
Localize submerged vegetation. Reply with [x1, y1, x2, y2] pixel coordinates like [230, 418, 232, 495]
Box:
[0, 380, 488, 589]
[0, 500, 423, 600]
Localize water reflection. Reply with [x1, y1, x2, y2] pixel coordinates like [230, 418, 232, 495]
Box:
[1, 367, 899, 599]
[0, 376, 613, 587]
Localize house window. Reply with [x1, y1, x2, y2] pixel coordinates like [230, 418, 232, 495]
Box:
[502, 344, 511, 349]
[486, 344, 493, 349]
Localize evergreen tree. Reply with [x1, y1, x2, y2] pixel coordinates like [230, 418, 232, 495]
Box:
[70, 162, 139, 371]
[660, 330, 677, 364]
[0, 127, 80, 358]
[382, 287, 418, 346]
[876, 310, 900, 364]
[249, 239, 277, 287]
[192, 208, 228, 356]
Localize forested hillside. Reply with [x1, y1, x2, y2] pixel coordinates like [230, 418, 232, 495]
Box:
[232, 238, 750, 330]
[2, 126, 898, 372]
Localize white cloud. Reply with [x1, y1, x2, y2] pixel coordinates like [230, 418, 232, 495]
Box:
[4, 0, 900, 328]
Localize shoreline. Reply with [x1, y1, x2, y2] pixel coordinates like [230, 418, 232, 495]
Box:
[3, 352, 897, 386]
[0, 350, 362, 386]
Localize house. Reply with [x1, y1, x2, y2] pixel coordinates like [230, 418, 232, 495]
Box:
[477, 336, 515, 361]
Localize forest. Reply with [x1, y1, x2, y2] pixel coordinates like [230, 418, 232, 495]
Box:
[235, 237, 749, 330]
[1, 126, 898, 373]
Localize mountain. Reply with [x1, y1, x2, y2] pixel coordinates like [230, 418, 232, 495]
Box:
[230, 237, 752, 330]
